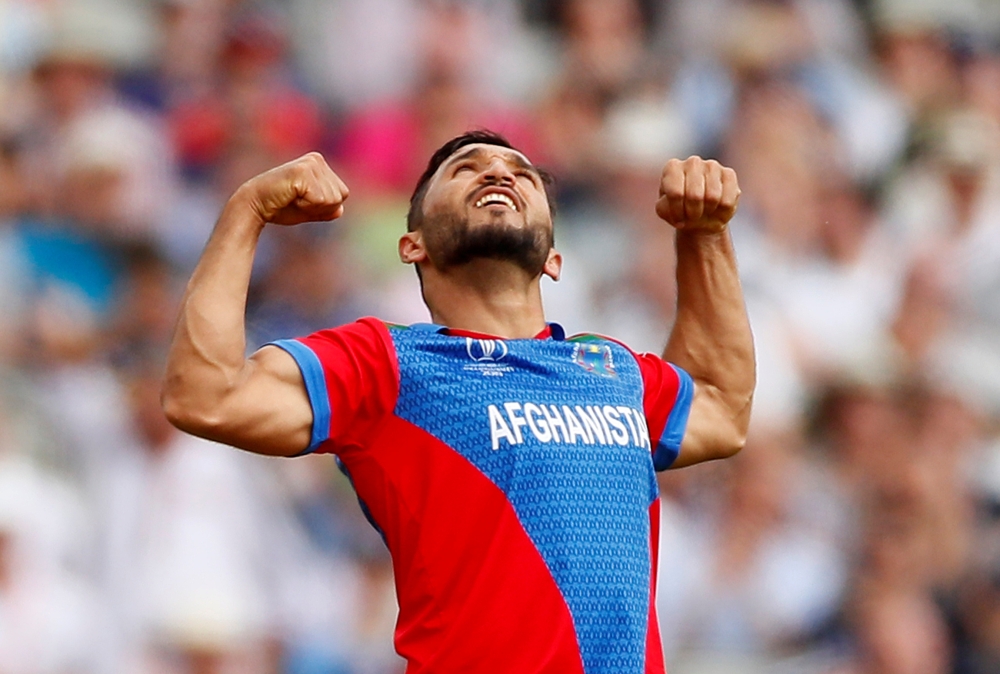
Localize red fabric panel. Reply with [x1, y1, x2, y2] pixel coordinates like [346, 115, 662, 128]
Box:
[645, 500, 666, 674]
[296, 317, 399, 449]
[338, 416, 585, 674]
[634, 353, 683, 448]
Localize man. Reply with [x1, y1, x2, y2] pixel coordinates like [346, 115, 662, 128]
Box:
[162, 130, 755, 673]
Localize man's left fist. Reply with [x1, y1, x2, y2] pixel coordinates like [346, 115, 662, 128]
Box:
[655, 157, 740, 233]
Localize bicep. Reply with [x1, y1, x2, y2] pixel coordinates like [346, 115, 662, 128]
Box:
[211, 345, 314, 456]
[639, 351, 747, 470]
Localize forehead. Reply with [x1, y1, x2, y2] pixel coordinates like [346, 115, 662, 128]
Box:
[436, 143, 536, 176]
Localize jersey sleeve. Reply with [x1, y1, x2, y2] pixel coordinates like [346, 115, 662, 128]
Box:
[267, 317, 399, 455]
[635, 353, 694, 471]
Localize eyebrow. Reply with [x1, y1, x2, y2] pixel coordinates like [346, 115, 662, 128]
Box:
[444, 146, 541, 176]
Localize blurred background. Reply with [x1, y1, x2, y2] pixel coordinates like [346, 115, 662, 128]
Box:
[1, 0, 1000, 672]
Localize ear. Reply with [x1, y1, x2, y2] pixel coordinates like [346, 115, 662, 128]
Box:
[542, 248, 563, 281]
[399, 231, 427, 265]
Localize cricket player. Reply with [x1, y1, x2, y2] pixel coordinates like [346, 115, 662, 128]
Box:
[162, 130, 755, 673]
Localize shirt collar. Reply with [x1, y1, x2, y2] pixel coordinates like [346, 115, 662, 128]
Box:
[409, 322, 565, 341]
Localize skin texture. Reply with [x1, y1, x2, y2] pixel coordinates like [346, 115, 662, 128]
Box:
[398, 143, 562, 338]
[162, 148, 754, 465]
[657, 157, 755, 466]
[161, 153, 343, 455]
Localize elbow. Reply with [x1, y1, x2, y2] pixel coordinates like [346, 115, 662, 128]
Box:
[723, 395, 753, 458]
[708, 387, 754, 460]
[161, 390, 194, 432]
[160, 372, 190, 428]
[160, 387, 200, 434]
[699, 428, 745, 465]
[721, 430, 748, 459]
[702, 419, 747, 462]
[711, 397, 752, 461]
[160, 380, 227, 438]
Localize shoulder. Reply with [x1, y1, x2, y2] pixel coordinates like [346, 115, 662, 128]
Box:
[268, 317, 400, 382]
[569, 331, 690, 388]
[308, 316, 395, 340]
[290, 317, 396, 355]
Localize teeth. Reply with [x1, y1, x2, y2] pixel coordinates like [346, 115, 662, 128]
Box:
[475, 193, 517, 211]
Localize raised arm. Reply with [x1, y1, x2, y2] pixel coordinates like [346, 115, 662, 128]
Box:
[656, 157, 755, 468]
[161, 153, 349, 456]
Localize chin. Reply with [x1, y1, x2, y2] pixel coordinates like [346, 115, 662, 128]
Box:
[470, 209, 523, 228]
[446, 221, 549, 274]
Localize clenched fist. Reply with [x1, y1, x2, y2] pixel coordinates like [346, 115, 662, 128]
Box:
[655, 157, 740, 234]
[238, 152, 349, 226]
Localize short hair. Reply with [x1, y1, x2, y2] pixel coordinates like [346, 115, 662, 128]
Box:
[406, 129, 556, 231]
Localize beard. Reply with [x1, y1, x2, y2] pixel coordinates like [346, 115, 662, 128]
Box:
[427, 211, 553, 277]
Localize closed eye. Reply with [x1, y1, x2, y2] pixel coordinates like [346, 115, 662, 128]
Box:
[516, 170, 540, 186]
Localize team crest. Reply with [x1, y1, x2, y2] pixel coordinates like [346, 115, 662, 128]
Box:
[573, 343, 617, 378]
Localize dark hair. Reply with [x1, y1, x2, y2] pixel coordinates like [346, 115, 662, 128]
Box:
[406, 129, 556, 231]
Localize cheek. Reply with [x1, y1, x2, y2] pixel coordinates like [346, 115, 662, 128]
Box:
[424, 182, 470, 217]
[528, 196, 553, 226]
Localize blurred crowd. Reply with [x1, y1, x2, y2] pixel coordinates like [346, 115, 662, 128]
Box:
[1, 0, 1000, 672]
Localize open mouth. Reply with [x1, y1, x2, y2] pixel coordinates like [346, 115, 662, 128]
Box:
[473, 190, 519, 212]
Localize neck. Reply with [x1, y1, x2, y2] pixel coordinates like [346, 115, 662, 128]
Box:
[422, 260, 548, 338]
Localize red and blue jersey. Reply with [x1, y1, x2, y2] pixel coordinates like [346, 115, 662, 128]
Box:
[270, 317, 694, 674]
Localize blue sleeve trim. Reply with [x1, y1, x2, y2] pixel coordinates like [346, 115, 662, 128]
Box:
[267, 339, 330, 456]
[653, 365, 695, 471]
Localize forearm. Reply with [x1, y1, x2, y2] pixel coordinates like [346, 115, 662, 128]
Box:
[162, 188, 265, 430]
[664, 229, 755, 451]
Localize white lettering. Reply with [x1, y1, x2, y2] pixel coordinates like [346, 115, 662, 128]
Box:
[594, 405, 612, 442]
[617, 406, 640, 445]
[523, 403, 552, 442]
[603, 405, 629, 445]
[635, 412, 650, 449]
[576, 406, 607, 445]
[488, 405, 516, 450]
[562, 405, 591, 444]
[488, 401, 647, 449]
[504, 402, 527, 444]
[542, 405, 568, 443]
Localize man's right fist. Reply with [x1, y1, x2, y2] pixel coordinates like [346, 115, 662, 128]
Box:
[655, 156, 740, 234]
[238, 152, 349, 226]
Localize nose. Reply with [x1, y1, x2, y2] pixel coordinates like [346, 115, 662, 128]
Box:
[482, 157, 516, 185]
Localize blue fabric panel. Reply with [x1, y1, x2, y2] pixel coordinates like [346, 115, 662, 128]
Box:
[335, 457, 387, 544]
[652, 365, 694, 471]
[268, 339, 330, 455]
[390, 328, 657, 674]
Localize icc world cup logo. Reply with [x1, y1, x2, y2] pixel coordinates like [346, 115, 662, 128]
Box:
[466, 338, 509, 363]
